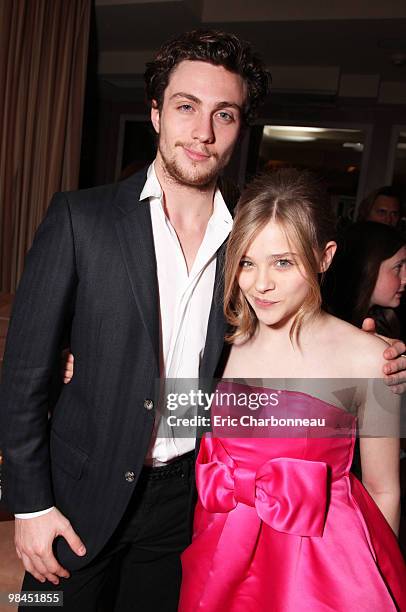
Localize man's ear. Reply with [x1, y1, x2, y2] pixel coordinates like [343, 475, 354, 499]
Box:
[151, 100, 160, 134]
[319, 241, 337, 272]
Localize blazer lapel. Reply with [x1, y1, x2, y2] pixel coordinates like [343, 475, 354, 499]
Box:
[199, 241, 228, 380]
[114, 170, 160, 368]
[199, 179, 239, 380]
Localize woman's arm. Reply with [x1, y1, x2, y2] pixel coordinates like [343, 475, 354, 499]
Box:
[360, 436, 400, 536]
[357, 357, 401, 536]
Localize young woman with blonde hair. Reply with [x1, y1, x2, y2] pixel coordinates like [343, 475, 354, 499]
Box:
[179, 169, 406, 611]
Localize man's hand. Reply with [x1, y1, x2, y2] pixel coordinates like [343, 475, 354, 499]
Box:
[15, 508, 86, 584]
[62, 352, 74, 384]
[362, 317, 406, 394]
[361, 317, 376, 334]
[382, 342, 406, 394]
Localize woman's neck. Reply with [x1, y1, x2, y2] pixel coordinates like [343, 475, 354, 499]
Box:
[246, 310, 327, 359]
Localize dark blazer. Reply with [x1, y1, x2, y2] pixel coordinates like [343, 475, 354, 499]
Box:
[1, 169, 231, 569]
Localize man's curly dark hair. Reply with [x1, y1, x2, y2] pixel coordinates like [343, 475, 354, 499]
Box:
[144, 29, 271, 125]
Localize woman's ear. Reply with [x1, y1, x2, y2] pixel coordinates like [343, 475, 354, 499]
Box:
[319, 241, 337, 272]
[151, 100, 160, 134]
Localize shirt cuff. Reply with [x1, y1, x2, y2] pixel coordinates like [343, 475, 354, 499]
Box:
[15, 507, 55, 519]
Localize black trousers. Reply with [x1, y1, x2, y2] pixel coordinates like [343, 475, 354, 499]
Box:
[20, 452, 195, 612]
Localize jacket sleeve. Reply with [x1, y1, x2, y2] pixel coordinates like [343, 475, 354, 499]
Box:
[1, 192, 77, 513]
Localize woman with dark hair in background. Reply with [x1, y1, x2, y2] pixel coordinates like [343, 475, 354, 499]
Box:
[357, 186, 402, 227]
[322, 220, 406, 505]
[323, 222, 405, 339]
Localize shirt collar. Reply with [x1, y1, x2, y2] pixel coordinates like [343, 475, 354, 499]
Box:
[139, 162, 163, 201]
[139, 161, 233, 228]
[211, 186, 233, 228]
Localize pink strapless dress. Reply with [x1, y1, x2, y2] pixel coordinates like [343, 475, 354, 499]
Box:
[179, 382, 406, 611]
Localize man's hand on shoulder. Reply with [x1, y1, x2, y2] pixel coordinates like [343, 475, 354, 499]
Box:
[382, 341, 406, 394]
[362, 317, 406, 394]
[15, 507, 86, 584]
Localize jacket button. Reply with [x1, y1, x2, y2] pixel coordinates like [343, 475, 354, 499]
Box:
[144, 399, 154, 410]
[124, 471, 135, 482]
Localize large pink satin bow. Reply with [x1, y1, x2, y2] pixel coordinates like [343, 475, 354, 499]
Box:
[196, 440, 328, 537]
[183, 440, 329, 610]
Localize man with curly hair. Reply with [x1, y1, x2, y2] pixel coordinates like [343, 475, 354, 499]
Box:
[1, 29, 270, 611]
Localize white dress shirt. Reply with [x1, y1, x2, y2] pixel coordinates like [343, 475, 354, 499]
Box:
[16, 163, 232, 517]
[142, 163, 232, 463]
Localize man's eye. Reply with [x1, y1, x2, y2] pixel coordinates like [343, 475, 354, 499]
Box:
[217, 111, 233, 122]
[178, 104, 193, 112]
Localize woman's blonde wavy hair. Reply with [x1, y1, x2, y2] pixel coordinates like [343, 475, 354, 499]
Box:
[224, 168, 336, 344]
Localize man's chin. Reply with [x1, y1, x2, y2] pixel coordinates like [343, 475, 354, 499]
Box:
[164, 162, 219, 189]
[161, 153, 223, 189]
[180, 172, 217, 188]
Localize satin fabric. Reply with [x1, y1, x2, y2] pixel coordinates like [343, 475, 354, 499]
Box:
[180, 384, 406, 611]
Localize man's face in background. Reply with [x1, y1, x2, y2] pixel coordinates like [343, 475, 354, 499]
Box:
[368, 195, 401, 226]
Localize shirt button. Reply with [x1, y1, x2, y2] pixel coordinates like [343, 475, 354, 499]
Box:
[124, 471, 135, 482]
[144, 399, 154, 410]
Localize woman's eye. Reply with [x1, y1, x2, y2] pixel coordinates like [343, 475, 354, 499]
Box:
[239, 260, 253, 268]
[275, 259, 293, 269]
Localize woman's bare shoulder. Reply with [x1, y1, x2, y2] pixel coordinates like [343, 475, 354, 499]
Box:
[322, 314, 388, 378]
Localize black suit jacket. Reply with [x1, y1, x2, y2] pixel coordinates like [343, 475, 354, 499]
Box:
[1, 169, 232, 569]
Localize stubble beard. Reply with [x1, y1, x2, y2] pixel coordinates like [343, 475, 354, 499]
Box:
[158, 141, 230, 190]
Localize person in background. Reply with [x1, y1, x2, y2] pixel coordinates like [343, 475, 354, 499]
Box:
[323, 221, 405, 339]
[322, 220, 406, 491]
[356, 186, 406, 346]
[357, 185, 402, 227]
